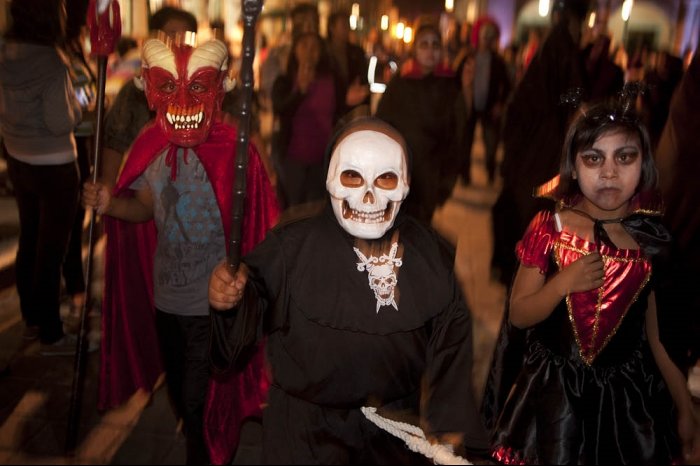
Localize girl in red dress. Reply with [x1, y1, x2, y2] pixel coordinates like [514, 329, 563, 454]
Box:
[483, 98, 700, 464]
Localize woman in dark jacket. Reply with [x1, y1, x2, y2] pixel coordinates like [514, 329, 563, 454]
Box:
[375, 22, 461, 226]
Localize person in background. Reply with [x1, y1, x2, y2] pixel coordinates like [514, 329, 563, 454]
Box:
[375, 20, 460, 227]
[654, 52, 700, 405]
[464, 18, 511, 185]
[490, 0, 591, 287]
[260, 3, 320, 210]
[640, 49, 684, 150]
[0, 0, 82, 355]
[325, 10, 370, 119]
[105, 36, 139, 100]
[60, 0, 98, 336]
[271, 31, 343, 211]
[582, 33, 624, 103]
[259, 2, 319, 111]
[454, 50, 477, 186]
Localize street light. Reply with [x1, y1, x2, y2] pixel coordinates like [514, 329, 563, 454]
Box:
[403, 26, 413, 44]
[538, 0, 549, 17]
[350, 3, 360, 31]
[621, 0, 634, 21]
[445, 0, 454, 13]
[395, 22, 405, 40]
[621, 0, 633, 51]
[588, 12, 596, 29]
[381, 15, 389, 31]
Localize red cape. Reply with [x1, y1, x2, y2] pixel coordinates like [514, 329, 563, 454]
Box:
[97, 121, 279, 463]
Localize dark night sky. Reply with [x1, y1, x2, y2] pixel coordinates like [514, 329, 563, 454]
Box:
[393, 0, 445, 21]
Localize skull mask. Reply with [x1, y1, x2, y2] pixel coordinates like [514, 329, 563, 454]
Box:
[136, 34, 234, 148]
[326, 128, 410, 239]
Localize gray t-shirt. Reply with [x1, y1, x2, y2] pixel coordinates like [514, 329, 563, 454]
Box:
[132, 147, 225, 316]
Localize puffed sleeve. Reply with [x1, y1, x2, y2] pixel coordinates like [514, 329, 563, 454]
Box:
[515, 210, 557, 274]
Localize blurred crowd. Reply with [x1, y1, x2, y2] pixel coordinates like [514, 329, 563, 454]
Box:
[1, 0, 697, 391]
[0, 0, 699, 463]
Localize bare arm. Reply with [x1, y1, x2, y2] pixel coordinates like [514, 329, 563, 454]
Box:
[510, 253, 605, 328]
[99, 147, 125, 190]
[646, 292, 700, 464]
[82, 181, 154, 223]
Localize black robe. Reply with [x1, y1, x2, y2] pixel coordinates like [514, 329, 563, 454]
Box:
[490, 20, 587, 286]
[375, 71, 460, 225]
[654, 53, 700, 372]
[211, 207, 488, 464]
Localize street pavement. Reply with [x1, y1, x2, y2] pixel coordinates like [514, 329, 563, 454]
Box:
[0, 133, 508, 464]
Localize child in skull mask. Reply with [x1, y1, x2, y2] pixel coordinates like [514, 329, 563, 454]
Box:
[207, 117, 489, 464]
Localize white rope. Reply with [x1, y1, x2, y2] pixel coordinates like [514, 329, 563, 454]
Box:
[361, 406, 472, 465]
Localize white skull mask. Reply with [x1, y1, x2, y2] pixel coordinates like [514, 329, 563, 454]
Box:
[326, 129, 410, 239]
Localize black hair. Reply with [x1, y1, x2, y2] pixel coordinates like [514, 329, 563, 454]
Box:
[148, 6, 198, 33]
[290, 2, 320, 38]
[65, 0, 88, 42]
[286, 32, 332, 77]
[117, 37, 138, 58]
[414, 23, 441, 42]
[7, 0, 66, 45]
[326, 11, 349, 42]
[291, 2, 319, 20]
[558, 99, 658, 199]
[551, 0, 591, 21]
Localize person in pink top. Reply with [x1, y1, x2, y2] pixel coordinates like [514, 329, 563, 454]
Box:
[271, 32, 344, 210]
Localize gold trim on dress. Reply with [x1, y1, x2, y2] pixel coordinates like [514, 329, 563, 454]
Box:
[554, 241, 651, 365]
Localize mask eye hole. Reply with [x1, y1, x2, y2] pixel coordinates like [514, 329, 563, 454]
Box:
[190, 81, 208, 94]
[159, 80, 177, 93]
[340, 170, 364, 187]
[374, 172, 398, 190]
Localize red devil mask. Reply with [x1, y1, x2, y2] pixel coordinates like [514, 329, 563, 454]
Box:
[137, 35, 233, 148]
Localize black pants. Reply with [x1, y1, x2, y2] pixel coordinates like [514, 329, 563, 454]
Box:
[155, 310, 211, 465]
[62, 136, 91, 298]
[465, 111, 502, 183]
[6, 155, 79, 344]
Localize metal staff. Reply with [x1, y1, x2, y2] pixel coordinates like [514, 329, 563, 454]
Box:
[228, 0, 264, 271]
[66, 0, 121, 455]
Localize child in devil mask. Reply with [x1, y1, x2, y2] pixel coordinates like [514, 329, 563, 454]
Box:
[82, 34, 278, 464]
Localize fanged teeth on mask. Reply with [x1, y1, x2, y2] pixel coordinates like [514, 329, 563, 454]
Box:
[342, 202, 392, 223]
[166, 111, 204, 129]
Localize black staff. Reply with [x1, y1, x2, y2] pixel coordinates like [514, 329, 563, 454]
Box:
[66, 0, 121, 455]
[229, 0, 264, 271]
